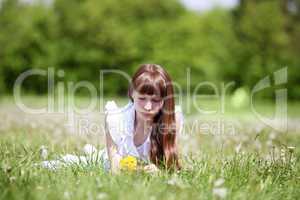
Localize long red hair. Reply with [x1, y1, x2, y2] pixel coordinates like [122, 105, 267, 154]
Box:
[128, 64, 181, 170]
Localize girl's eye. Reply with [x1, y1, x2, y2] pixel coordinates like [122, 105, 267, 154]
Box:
[139, 97, 146, 100]
[152, 99, 161, 103]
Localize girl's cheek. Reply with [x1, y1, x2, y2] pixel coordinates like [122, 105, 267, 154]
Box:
[134, 100, 145, 111]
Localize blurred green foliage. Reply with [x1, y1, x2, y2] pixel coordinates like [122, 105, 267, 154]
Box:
[0, 0, 299, 98]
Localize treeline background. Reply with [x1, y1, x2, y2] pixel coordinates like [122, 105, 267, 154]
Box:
[0, 0, 299, 99]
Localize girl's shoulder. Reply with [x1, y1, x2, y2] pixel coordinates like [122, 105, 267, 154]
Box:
[104, 100, 133, 114]
[104, 100, 135, 125]
[104, 100, 134, 145]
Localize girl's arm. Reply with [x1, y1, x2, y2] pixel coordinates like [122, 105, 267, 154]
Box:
[104, 114, 121, 174]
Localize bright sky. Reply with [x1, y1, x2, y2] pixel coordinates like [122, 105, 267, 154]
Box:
[181, 0, 239, 11]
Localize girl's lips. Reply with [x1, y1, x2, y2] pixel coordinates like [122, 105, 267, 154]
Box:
[141, 112, 155, 117]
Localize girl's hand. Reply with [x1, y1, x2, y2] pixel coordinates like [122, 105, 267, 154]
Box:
[143, 164, 159, 173]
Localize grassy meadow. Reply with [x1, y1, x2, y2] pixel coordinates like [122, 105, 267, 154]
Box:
[0, 96, 299, 200]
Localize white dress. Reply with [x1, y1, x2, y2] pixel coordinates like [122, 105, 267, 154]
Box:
[39, 100, 184, 172]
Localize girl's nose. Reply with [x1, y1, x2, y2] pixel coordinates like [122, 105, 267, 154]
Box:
[144, 101, 152, 111]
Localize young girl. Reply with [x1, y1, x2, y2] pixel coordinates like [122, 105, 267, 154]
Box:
[104, 64, 184, 173]
[40, 64, 184, 173]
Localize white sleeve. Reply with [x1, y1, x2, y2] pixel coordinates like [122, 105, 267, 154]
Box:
[104, 101, 123, 146]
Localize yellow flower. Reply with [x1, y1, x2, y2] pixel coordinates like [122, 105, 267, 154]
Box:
[119, 155, 137, 171]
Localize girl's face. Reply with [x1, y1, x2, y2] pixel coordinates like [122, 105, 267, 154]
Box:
[132, 91, 164, 121]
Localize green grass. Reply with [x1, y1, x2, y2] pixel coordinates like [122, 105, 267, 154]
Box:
[0, 131, 299, 200]
[0, 96, 300, 199]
